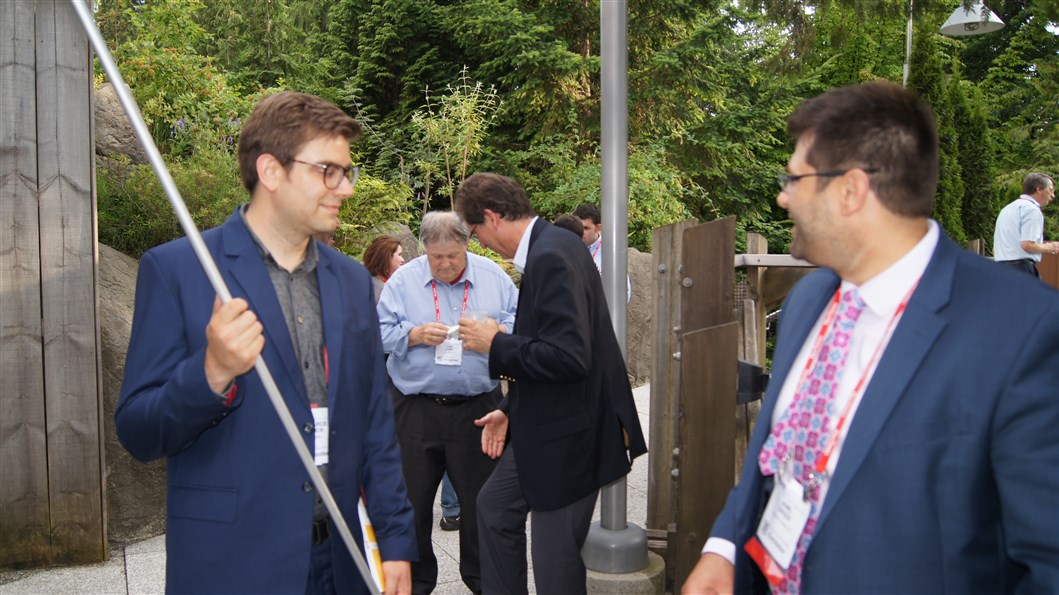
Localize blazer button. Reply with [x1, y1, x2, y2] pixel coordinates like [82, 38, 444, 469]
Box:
[303, 422, 314, 434]
[302, 481, 313, 493]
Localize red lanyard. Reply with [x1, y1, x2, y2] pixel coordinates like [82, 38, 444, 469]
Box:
[431, 279, 470, 323]
[591, 238, 601, 260]
[812, 280, 920, 474]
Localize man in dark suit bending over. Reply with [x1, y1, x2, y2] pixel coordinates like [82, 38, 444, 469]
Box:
[454, 173, 647, 594]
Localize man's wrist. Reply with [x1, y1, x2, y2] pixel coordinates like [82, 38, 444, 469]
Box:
[702, 537, 737, 565]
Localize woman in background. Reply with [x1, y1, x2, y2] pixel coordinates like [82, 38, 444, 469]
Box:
[363, 234, 405, 304]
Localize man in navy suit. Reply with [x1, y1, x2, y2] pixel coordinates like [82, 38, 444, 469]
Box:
[454, 172, 647, 594]
[116, 91, 416, 594]
[683, 81, 1059, 593]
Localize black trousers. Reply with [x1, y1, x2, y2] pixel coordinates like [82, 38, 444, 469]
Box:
[476, 445, 599, 595]
[392, 385, 501, 595]
[999, 258, 1040, 278]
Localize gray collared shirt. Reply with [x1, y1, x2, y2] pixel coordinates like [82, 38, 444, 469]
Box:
[239, 207, 329, 520]
[239, 206, 327, 409]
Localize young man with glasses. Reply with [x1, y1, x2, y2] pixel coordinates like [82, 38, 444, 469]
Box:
[116, 91, 415, 594]
[684, 81, 1058, 593]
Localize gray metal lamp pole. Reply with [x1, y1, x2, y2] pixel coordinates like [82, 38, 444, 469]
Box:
[582, 0, 649, 574]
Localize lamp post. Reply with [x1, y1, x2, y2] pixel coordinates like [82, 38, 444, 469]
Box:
[903, 1, 1005, 87]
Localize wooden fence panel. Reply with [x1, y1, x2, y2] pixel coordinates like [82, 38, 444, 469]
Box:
[1040, 253, 1058, 290]
[35, 0, 106, 564]
[672, 322, 738, 590]
[0, 0, 51, 567]
[647, 220, 698, 536]
[680, 218, 734, 331]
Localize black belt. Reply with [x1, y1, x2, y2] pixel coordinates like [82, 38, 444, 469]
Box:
[312, 518, 330, 544]
[421, 393, 472, 405]
[1000, 258, 1036, 265]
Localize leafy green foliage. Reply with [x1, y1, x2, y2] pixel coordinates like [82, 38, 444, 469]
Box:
[93, 0, 1057, 261]
[98, 0, 254, 148]
[409, 71, 502, 212]
[96, 146, 244, 257]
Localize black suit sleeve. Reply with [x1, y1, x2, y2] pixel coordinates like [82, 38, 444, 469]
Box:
[490, 248, 592, 383]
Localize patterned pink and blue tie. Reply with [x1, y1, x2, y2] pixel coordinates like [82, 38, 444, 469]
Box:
[757, 288, 865, 594]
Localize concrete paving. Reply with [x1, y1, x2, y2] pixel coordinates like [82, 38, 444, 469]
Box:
[0, 385, 653, 595]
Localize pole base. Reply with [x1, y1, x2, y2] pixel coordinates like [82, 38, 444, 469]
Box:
[582, 520, 648, 573]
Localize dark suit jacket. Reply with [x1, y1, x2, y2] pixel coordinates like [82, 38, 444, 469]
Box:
[489, 219, 648, 511]
[116, 210, 416, 594]
[711, 231, 1059, 593]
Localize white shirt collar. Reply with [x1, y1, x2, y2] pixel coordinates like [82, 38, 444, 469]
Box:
[512, 216, 539, 273]
[847, 219, 939, 317]
[1020, 194, 1042, 209]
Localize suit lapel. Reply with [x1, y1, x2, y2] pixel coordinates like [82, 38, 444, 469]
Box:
[221, 216, 306, 406]
[814, 236, 956, 534]
[316, 251, 345, 409]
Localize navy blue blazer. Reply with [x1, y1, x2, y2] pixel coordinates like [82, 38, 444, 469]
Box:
[711, 230, 1059, 593]
[116, 210, 416, 594]
[489, 219, 648, 511]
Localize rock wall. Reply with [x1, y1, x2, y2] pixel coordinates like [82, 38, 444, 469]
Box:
[99, 244, 166, 544]
[94, 83, 148, 165]
[626, 247, 652, 387]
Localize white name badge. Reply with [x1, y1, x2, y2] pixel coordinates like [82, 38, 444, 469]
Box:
[435, 337, 463, 366]
[312, 406, 329, 466]
[755, 475, 812, 570]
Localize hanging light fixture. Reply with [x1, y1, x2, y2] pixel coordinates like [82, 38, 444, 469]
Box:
[939, 1, 1005, 36]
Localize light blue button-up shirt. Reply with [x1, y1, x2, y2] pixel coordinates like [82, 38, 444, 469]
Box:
[377, 251, 518, 396]
[994, 195, 1044, 262]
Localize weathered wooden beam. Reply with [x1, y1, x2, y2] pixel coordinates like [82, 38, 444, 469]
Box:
[647, 220, 698, 541]
[672, 322, 739, 591]
[734, 253, 813, 268]
[761, 267, 814, 308]
[0, 0, 51, 569]
[35, 0, 106, 565]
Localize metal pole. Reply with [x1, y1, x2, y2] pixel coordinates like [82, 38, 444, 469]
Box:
[582, 0, 648, 574]
[68, 2, 381, 592]
[903, 0, 914, 87]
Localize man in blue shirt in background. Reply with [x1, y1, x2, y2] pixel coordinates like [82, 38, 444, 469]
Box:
[377, 211, 518, 594]
[993, 172, 1058, 277]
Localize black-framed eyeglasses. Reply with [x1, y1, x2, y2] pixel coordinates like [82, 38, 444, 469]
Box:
[777, 169, 875, 191]
[291, 159, 360, 190]
[468, 223, 479, 239]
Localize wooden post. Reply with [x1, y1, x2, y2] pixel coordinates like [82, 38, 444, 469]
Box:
[966, 238, 985, 255]
[671, 217, 737, 589]
[0, 0, 105, 568]
[1040, 253, 1059, 290]
[647, 220, 699, 549]
[1, 0, 51, 566]
[735, 234, 768, 479]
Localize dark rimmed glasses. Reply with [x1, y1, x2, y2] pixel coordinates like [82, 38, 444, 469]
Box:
[778, 168, 876, 191]
[292, 159, 360, 190]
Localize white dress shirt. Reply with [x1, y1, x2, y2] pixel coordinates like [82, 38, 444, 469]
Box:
[703, 220, 940, 563]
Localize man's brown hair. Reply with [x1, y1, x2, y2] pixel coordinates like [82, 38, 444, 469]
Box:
[787, 81, 938, 218]
[454, 172, 536, 225]
[237, 91, 361, 194]
[1022, 173, 1053, 196]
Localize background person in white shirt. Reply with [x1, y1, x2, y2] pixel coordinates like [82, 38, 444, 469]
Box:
[683, 81, 1059, 594]
[992, 172, 1058, 277]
